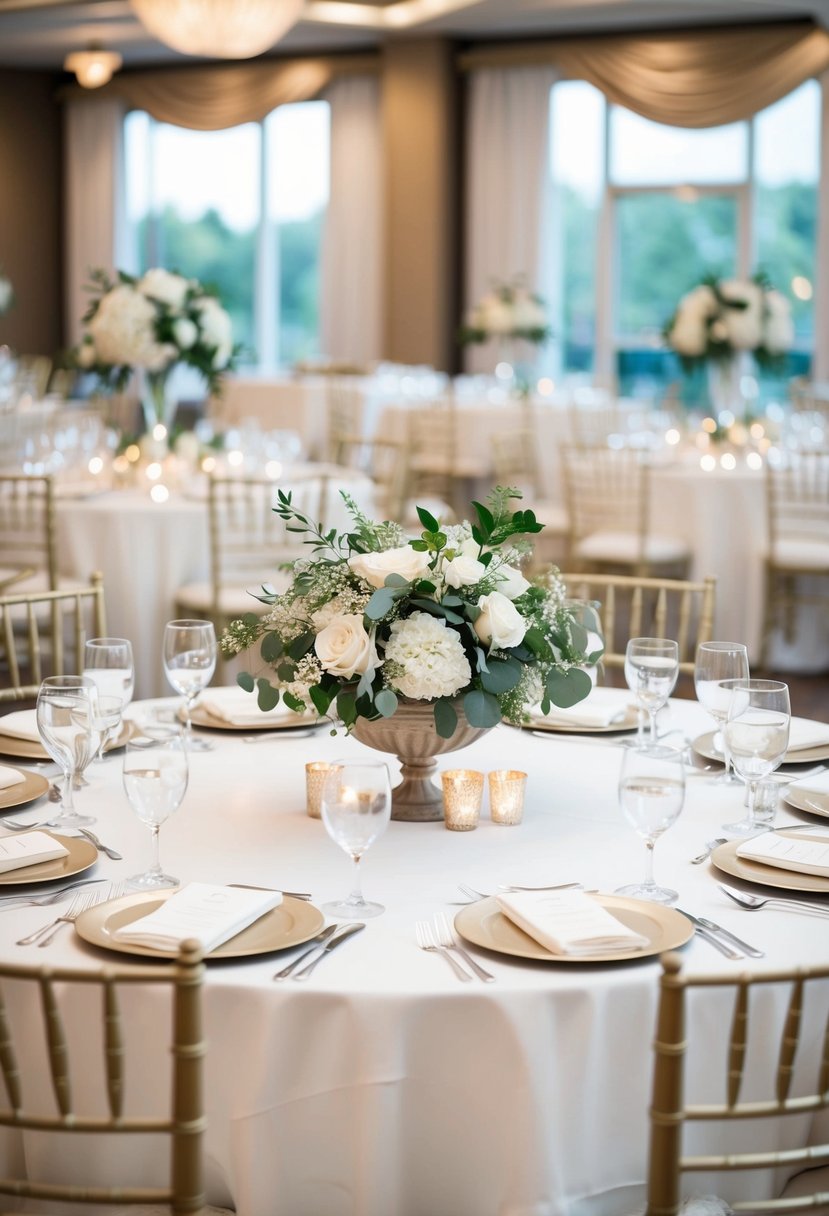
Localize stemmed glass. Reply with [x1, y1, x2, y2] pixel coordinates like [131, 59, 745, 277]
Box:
[123, 727, 188, 890]
[615, 743, 685, 905]
[694, 642, 749, 784]
[722, 679, 791, 838]
[36, 676, 97, 828]
[162, 620, 216, 750]
[83, 637, 134, 706]
[320, 761, 391, 919]
[75, 695, 124, 783]
[624, 638, 679, 743]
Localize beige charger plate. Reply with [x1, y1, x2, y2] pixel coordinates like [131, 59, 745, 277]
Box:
[75, 891, 325, 960]
[454, 894, 692, 963]
[0, 767, 49, 811]
[0, 719, 135, 761]
[187, 705, 322, 732]
[524, 705, 639, 735]
[784, 786, 829, 820]
[0, 834, 97, 886]
[693, 730, 829, 767]
[711, 835, 829, 894]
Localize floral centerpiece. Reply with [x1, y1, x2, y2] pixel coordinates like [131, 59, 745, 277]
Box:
[222, 488, 600, 818]
[0, 271, 13, 317]
[459, 277, 551, 398]
[74, 267, 238, 430]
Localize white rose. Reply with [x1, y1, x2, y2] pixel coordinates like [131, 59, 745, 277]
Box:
[443, 554, 486, 588]
[495, 563, 530, 600]
[139, 268, 190, 311]
[720, 280, 763, 350]
[763, 291, 794, 355]
[195, 296, 233, 368]
[314, 614, 378, 679]
[473, 591, 527, 650]
[173, 317, 198, 350]
[349, 546, 431, 589]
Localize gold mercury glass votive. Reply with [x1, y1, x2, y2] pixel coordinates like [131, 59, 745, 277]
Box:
[305, 761, 332, 819]
[441, 769, 485, 831]
[488, 769, 527, 825]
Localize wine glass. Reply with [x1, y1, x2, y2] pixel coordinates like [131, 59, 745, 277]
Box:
[83, 637, 135, 705]
[75, 694, 124, 780]
[694, 642, 749, 784]
[615, 743, 685, 905]
[162, 620, 216, 750]
[624, 638, 679, 743]
[36, 675, 97, 828]
[123, 727, 188, 890]
[320, 761, 391, 919]
[722, 679, 791, 838]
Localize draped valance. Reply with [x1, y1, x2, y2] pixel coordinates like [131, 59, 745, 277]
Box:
[458, 21, 829, 127]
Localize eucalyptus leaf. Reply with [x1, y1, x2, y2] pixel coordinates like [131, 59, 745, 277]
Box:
[236, 672, 255, 693]
[545, 666, 594, 708]
[463, 689, 502, 728]
[256, 679, 280, 712]
[374, 689, 398, 718]
[365, 587, 397, 620]
[480, 658, 522, 695]
[337, 690, 357, 728]
[260, 631, 284, 663]
[282, 691, 305, 713]
[434, 698, 458, 739]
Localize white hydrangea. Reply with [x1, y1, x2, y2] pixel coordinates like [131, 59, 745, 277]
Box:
[195, 296, 234, 368]
[89, 284, 175, 371]
[719, 279, 764, 350]
[138, 268, 190, 311]
[383, 611, 471, 701]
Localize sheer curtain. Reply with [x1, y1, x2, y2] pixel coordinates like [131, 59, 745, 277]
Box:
[320, 75, 383, 367]
[464, 66, 557, 374]
[64, 95, 129, 346]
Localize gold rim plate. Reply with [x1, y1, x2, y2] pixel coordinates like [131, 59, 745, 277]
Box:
[0, 719, 135, 761]
[0, 767, 49, 811]
[693, 730, 829, 767]
[523, 704, 639, 736]
[454, 893, 692, 963]
[784, 787, 829, 819]
[0, 833, 97, 886]
[187, 704, 322, 732]
[711, 834, 829, 893]
[74, 891, 325, 960]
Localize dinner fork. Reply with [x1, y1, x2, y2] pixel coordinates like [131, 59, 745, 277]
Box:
[718, 883, 829, 918]
[433, 912, 494, 982]
[0, 878, 106, 909]
[457, 881, 583, 902]
[16, 881, 127, 947]
[415, 920, 472, 981]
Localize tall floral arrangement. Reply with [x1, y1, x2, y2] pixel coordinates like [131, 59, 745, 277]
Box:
[459, 277, 551, 346]
[664, 272, 793, 372]
[221, 488, 600, 737]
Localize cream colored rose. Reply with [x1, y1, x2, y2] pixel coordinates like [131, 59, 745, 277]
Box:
[495, 563, 530, 600]
[443, 554, 486, 588]
[348, 546, 431, 589]
[314, 614, 378, 679]
[473, 591, 527, 649]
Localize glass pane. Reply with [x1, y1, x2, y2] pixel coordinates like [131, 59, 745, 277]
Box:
[265, 100, 330, 366]
[549, 81, 604, 375]
[610, 107, 748, 185]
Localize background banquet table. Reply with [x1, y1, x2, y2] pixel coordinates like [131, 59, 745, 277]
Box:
[0, 694, 826, 1216]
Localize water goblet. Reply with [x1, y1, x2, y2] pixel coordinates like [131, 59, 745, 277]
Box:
[75, 694, 124, 781]
[615, 743, 685, 905]
[624, 637, 679, 743]
[320, 760, 391, 919]
[722, 679, 790, 838]
[123, 727, 188, 890]
[83, 637, 135, 705]
[36, 675, 97, 828]
[694, 642, 750, 784]
[162, 620, 216, 750]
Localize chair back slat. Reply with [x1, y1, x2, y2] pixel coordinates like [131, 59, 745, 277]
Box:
[103, 979, 124, 1120]
[777, 978, 804, 1105]
[0, 988, 21, 1112]
[727, 983, 748, 1108]
[40, 977, 72, 1118]
[819, 1010, 829, 1097]
[0, 475, 57, 590]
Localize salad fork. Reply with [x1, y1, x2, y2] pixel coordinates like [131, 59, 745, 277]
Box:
[415, 920, 472, 981]
[16, 890, 97, 947]
[433, 912, 494, 981]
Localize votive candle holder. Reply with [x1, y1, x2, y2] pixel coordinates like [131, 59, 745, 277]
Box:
[305, 761, 332, 819]
[441, 769, 484, 831]
[488, 769, 527, 825]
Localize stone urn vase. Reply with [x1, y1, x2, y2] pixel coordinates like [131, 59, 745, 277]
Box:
[351, 698, 494, 823]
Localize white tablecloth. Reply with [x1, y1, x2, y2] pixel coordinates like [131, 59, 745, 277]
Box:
[0, 695, 826, 1215]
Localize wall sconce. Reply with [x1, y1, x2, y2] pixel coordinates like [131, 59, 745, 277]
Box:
[64, 47, 123, 89]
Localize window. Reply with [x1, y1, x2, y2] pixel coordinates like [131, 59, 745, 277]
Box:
[124, 101, 330, 372]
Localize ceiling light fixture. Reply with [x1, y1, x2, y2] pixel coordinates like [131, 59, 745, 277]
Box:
[130, 0, 305, 60]
[64, 46, 123, 89]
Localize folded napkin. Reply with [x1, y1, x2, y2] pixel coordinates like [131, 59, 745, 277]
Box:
[0, 765, 25, 790]
[0, 710, 40, 743]
[790, 771, 829, 797]
[496, 889, 650, 955]
[786, 718, 829, 753]
[736, 832, 829, 878]
[533, 687, 632, 729]
[112, 882, 283, 952]
[0, 831, 69, 874]
[198, 688, 314, 729]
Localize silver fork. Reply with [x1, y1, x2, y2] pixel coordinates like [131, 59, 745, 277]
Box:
[0, 878, 106, 910]
[458, 881, 583, 902]
[690, 837, 727, 864]
[433, 912, 494, 981]
[415, 920, 472, 981]
[16, 890, 97, 947]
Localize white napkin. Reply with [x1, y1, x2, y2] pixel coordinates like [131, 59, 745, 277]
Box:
[0, 710, 40, 743]
[786, 718, 829, 752]
[533, 687, 631, 729]
[112, 882, 283, 952]
[736, 832, 829, 878]
[0, 831, 69, 874]
[0, 765, 25, 790]
[198, 688, 313, 729]
[789, 771, 829, 797]
[496, 889, 650, 955]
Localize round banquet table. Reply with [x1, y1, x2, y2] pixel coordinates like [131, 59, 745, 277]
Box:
[0, 695, 826, 1216]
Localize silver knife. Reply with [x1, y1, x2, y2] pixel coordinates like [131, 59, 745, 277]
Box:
[677, 909, 744, 959]
[292, 923, 366, 981]
[692, 915, 765, 958]
[272, 925, 338, 979]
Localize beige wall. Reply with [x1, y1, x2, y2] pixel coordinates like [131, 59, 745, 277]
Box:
[0, 69, 63, 358]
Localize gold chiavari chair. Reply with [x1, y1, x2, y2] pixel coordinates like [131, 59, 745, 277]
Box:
[646, 952, 829, 1215]
[0, 474, 58, 593]
[491, 428, 569, 565]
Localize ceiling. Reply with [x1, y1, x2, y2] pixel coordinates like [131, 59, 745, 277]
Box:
[0, 0, 826, 70]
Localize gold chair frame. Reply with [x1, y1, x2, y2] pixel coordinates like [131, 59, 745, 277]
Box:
[0, 474, 58, 591]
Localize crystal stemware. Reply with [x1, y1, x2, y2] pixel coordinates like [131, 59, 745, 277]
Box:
[694, 642, 749, 784]
[722, 679, 790, 838]
[624, 637, 679, 743]
[162, 620, 216, 750]
[615, 743, 685, 905]
[123, 727, 188, 890]
[36, 675, 97, 828]
[320, 760, 391, 919]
